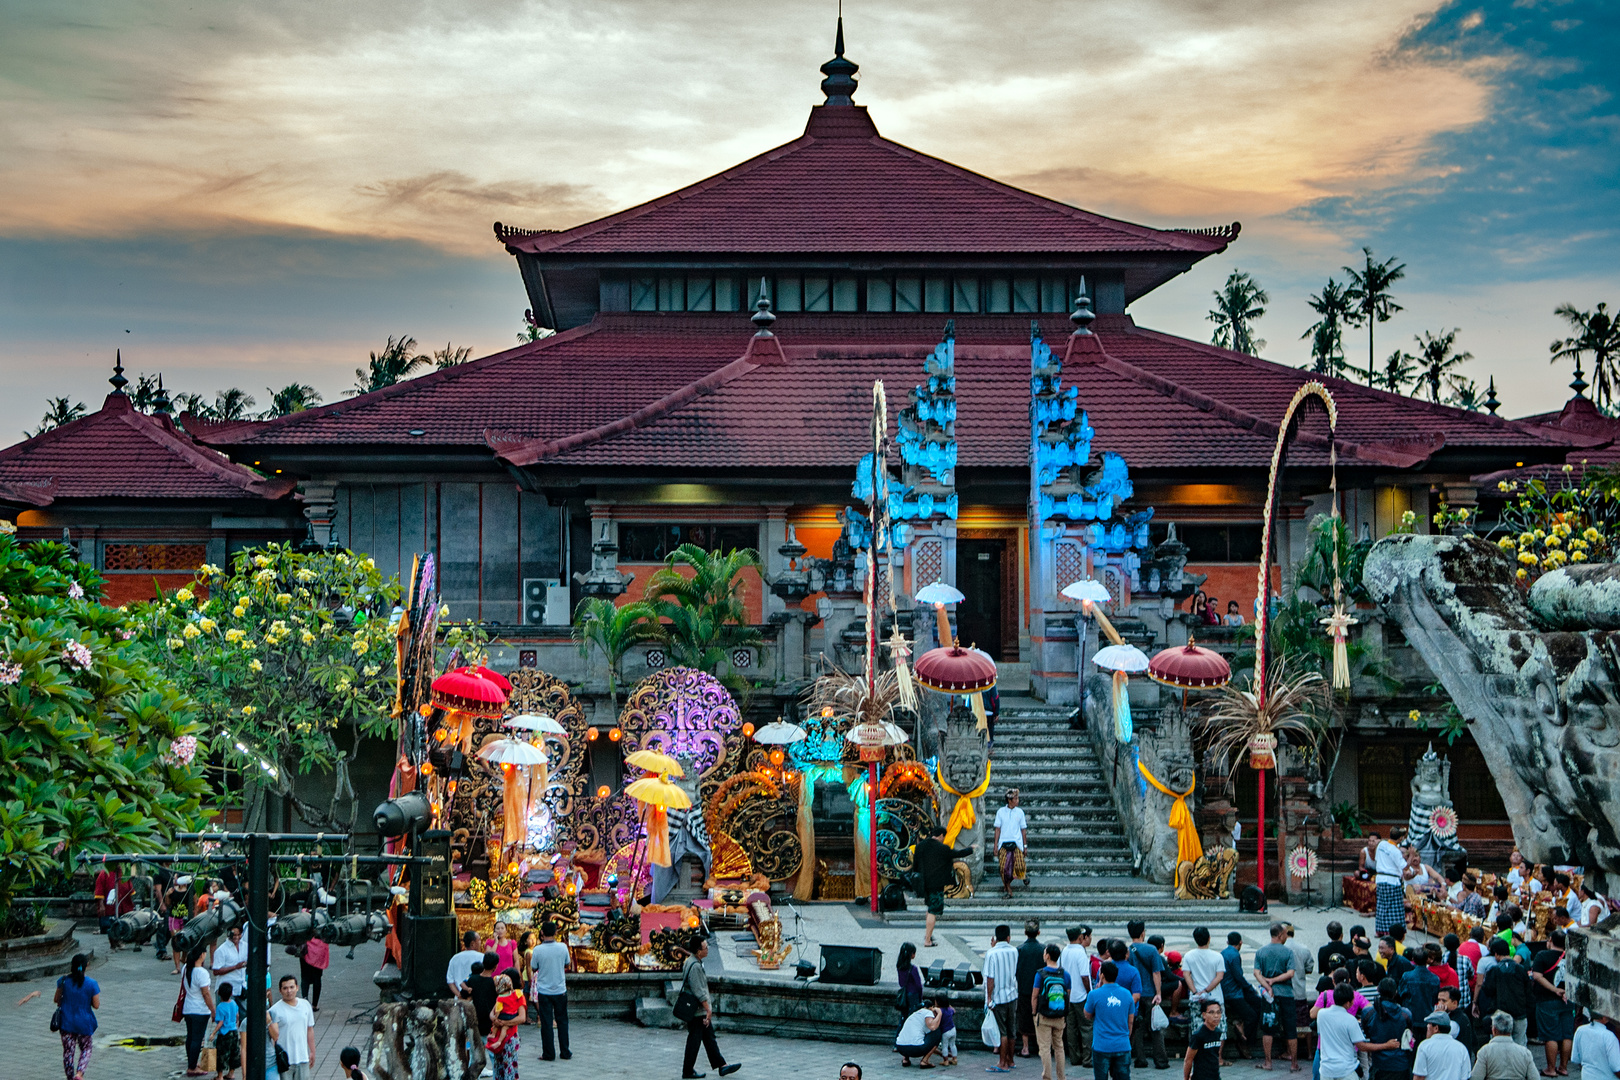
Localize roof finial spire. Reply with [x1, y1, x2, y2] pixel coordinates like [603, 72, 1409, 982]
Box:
[153, 374, 172, 418]
[109, 349, 128, 394]
[820, 16, 859, 105]
[1571, 357, 1589, 399]
[752, 278, 777, 337]
[1484, 376, 1500, 415]
[1069, 277, 1095, 336]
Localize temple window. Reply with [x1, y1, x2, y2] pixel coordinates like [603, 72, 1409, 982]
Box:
[953, 277, 980, 313]
[777, 275, 802, 311]
[1453, 745, 1508, 821]
[686, 276, 714, 311]
[657, 276, 685, 311]
[867, 277, 893, 311]
[1014, 277, 1040, 312]
[618, 523, 761, 562]
[986, 278, 1011, 312]
[895, 276, 923, 312]
[924, 277, 949, 312]
[1358, 743, 1410, 819]
[1149, 523, 1263, 562]
[832, 276, 859, 311]
[804, 276, 831, 311]
[631, 276, 656, 310]
[620, 271, 1101, 314]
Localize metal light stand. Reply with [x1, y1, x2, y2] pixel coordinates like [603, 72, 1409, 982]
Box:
[87, 833, 436, 1080]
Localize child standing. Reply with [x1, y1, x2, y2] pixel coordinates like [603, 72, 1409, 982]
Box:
[210, 981, 240, 1080]
[939, 1001, 958, 1065]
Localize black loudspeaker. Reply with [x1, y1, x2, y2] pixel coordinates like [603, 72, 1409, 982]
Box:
[880, 882, 909, 912]
[1239, 885, 1269, 914]
[820, 944, 883, 985]
[401, 913, 460, 999]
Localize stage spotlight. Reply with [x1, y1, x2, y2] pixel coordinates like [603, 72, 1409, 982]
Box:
[268, 908, 331, 948]
[171, 897, 244, 955]
[373, 792, 431, 838]
[319, 910, 391, 947]
[108, 908, 161, 947]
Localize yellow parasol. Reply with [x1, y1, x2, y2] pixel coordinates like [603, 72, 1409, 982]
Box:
[625, 773, 691, 869]
[625, 748, 685, 779]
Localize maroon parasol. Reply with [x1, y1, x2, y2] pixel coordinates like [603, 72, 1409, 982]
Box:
[465, 665, 512, 693]
[431, 666, 510, 717]
[1147, 642, 1232, 690]
[913, 645, 998, 694]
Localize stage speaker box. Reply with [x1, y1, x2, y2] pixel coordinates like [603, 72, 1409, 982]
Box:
[410, 830, 453, 917]
[400, 912, 459, 999]
[1239, 884, 1268, 914]
[819, 944, 883, 985]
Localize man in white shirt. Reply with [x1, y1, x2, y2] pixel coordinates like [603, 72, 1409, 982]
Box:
[1505, 853, 1527, 892]
[211, 924, 250, 1000]
[1414, 1010, 1473, 1080]
[994, 788, 1029, 899]
[445, 930, 484, 998]
[1374, 826, 1414, 936]
[984, 923, 1021, 1072]
[1317, 985, 1372, 1080]
[1572, 1010, 1620, 1080]
[269, 974, 316, 1079]
[1184, 927, 1226, 1011]
[1061, 925, 1095, 1069]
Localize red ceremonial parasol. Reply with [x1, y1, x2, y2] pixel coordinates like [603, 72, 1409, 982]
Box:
[431, 666, 509, 717]
[913, 645, 998, 694]
[466, 665, 512, 693]
[1147, 642, 1232, 690]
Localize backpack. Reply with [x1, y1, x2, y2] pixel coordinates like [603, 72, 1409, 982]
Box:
[1038, 970, 1068, 1018]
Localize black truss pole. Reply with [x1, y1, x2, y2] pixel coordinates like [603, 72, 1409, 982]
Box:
[246, 832, 269, 1080]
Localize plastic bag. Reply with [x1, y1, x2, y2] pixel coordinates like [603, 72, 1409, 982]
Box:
[982, 1008, 1002, 1048]
[1151, 1004, 1170, 1032]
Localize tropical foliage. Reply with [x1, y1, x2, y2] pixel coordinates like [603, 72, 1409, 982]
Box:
[1488, 466, 1620, 585]
[1207, 270, 1268, 355]
[262, 383, 324, 418]
[131, 543, 482, 830]
[1301, 278, 1353, 376]
[0, 528, 210, 926]
[430, 343, 474, 369]
[1415, 328, 1473, 404]
[1380, 349, 1418, 394]
[1549, 302, 1619, 410]
[27, 397, 87, 437]
[352, 335, 431, 394]
[1343, 248, 1406, 385]
[643, 544, 764, 676]
[1198, 658, 1330, 778]
[572, 596, 662, 709]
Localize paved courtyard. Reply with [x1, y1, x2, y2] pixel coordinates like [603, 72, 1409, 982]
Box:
[5, 900, 1407, 1080]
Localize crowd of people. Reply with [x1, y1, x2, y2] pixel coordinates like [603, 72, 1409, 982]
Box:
[887, 916, 1620, 1080]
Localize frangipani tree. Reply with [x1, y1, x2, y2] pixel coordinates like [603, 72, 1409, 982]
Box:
[0, 526, 210, 927]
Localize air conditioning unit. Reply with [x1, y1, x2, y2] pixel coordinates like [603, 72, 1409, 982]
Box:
[523, 579, 569, 626]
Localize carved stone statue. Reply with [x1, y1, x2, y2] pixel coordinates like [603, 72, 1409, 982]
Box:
[1365, 534, 1620, 892]
[1407, 744, 1466, 868]
[939, 700, 989, 882]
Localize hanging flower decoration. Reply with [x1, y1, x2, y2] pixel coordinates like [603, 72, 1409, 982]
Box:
[61, 641, 93, 670]
[1287, 845, 1319, 879]
[1429, 805, 1459, 839]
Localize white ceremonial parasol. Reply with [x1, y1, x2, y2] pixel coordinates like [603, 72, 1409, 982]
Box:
[752, 721, 808, 744]
[476, 738, 550, 766]
[505, 713, 567, 735]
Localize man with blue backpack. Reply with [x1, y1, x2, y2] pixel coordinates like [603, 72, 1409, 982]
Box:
[1035, 943, 1074, 1080]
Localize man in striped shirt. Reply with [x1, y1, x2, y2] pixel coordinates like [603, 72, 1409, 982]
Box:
[986, 924, 1021, 1073]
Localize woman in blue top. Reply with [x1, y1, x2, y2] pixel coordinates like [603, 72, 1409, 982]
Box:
[53, 953, 100, 1080]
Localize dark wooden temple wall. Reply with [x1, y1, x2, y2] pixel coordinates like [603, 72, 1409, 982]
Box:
[334, 481, 562, 627]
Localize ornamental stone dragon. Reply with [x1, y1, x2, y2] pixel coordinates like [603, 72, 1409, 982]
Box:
[1364, 533, 1620, 889]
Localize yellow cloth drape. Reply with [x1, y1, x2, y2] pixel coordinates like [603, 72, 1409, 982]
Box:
[971, 693, 988, 731]
[936, 760, 993, 848]
[643, 804, 672, 867]
[501, 765, 526, 855]
[1137, 759, 1202, 866]
[792, 770, 817, 901]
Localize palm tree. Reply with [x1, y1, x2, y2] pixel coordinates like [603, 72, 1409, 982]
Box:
[1207, 270, 1268, 355]
[1380, 349, 1418, 394]
[643, 543, 764, 676]
[1549, 302, 1620, 409]
[129, 373, 164, 412]
[431, 343, 474, 369]
[262, 383, 323, 418]
[571, 597, 663, 710]
[1445, 375, 1483, 411]
[208, 388, 256, 421]
[28, 397, 86, 437]
[1301, 278, 1353, 375]
[171, 392, 210, 417]
[352, 335, 429, 394]
[1416, 329, 1473, 404]
[1343, 248, 1406, 385]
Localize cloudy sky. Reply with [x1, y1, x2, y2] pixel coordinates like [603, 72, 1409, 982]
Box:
[1, 0, 1615, 437]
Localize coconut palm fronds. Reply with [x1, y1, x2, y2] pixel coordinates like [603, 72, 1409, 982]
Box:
[1199, 660, 1330, 780]
[805, 662, 902, 729]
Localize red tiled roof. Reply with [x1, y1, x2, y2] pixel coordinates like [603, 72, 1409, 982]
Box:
[475, 314, 1577, 471]
[0, 394, 297, 501]
[494, 106, 1239, 257]
[1474, 396, 1620, 483]
[207, 321, 759, 448]
[0, 479, 57, 508]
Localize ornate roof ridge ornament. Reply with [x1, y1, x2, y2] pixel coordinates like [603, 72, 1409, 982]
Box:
[109, 349, 128, 394]
[751, 278, 776, 338]
[1069, 279, 1095, 336]
[819, 17, 859, 106]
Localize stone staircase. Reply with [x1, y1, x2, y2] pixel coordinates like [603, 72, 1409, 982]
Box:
[885, 699, 1268, 931]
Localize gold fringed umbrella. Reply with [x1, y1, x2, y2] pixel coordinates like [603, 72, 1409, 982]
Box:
[477, 738, 549, 857]
[625, 749, 685, 779]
